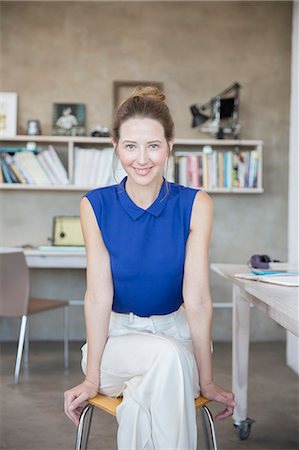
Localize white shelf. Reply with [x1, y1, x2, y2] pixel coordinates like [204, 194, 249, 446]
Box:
[0, 184, 93, 191]
[0, 135, 112, 144]
[0, 135, 262, 146]
[173, 138, 263, 147]
[0, 136, 263, 193]
[0, 184, 264, 193]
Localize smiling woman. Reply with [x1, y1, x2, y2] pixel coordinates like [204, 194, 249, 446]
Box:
[64, 85, 236, 450]
[114, 117, 172, 207]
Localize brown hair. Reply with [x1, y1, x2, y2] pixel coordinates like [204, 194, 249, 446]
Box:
[112, 85, 174, 187]
[112, 85, 174, 142]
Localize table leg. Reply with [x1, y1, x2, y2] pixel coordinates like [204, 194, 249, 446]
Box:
[232, 284, 251, 424]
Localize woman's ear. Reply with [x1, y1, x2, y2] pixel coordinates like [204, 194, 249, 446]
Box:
[168, 140, 174, 153]
[112, 139, 118, 153]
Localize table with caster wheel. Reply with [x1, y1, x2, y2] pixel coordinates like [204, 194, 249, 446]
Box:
[211, 263, 299, 441]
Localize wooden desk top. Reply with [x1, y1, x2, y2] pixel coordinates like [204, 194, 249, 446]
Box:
[211, 263, 299, 337]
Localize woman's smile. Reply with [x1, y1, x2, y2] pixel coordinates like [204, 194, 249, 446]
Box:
[133, 167, 153, 176]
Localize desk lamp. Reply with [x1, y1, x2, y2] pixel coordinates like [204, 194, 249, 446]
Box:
[190, 82, 241, 139]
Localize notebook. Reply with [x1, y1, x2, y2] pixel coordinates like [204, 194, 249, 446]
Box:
[38, 245, 85, 252]
[234, 273, 299, 287]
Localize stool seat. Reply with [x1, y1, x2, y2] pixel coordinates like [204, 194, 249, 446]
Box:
[76, 393, 218, 450]
[88, 393, 210, 417]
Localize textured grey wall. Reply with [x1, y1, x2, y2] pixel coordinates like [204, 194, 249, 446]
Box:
[0, 1, 292, 341]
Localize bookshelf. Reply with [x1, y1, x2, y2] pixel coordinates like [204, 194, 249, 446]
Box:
[174, 139, 263, 193]
[0, 136, 263, 193]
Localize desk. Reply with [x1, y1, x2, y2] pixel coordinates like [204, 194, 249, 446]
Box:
[25, 249, 86, 307]
[24, 249, 86, 269]
[211, 263, 299, 439]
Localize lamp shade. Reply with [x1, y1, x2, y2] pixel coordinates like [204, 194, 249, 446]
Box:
[190, 105, 210, 128]
[220, 97, 236, 119]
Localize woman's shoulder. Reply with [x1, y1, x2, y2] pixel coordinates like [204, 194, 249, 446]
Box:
[82, 182, 119, 200]
[80, 183, 120, 217]
[168, 180, 206, 202]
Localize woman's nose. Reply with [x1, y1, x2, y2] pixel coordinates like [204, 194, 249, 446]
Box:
[136, 149, 149, 165]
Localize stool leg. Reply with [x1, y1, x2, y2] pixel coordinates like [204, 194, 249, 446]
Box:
[14, 315, 27, 384]
[63, 305, 69, 369]
[24, 317, 30, 369]
[75, 404, 94, 450]
[200, 408, 211, 450]
[202, 405, 218, 450]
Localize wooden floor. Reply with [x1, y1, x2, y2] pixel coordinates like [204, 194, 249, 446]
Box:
[0, 341, 298, 450]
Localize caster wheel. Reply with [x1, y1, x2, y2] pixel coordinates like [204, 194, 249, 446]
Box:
[234, 418, 255, 440]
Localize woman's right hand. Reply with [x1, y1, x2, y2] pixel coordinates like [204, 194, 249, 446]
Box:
[64, 379, 99, 427]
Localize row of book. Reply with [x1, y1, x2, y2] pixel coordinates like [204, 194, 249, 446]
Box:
[73, 147, 126, 186]
[178, 150, 260, 189]
[0, 146, 69, 185]
[0, 146, 260, 189]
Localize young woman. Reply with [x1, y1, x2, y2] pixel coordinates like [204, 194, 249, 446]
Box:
[64, 86, 236, 450]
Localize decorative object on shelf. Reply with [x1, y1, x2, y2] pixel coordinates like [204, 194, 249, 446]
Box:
[190, 82, 241, 139]
[113, 80, 164, 113]
[52, 103, 86, 136]
[26, 119, 41, 136]
[52, 216, 84, 246]
[90, 125, 110, 137]
[0, 92, 17, 137]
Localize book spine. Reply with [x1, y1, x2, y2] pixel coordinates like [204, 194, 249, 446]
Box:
[179, 156, 187, 186]
[0, 154, 14, 183]
[218, 152, 224, 188]
[25, 152, 51, 184]
[4, 153, 26, 183]
[42, 150, 64, 184]
[48, 145, 69, 184]
[36, 153, 57, 185]
[189, 155, 199, 188]
[13, 153, 32, 183]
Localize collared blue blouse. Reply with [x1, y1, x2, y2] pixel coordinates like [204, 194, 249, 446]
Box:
[83, 176, 200, 317]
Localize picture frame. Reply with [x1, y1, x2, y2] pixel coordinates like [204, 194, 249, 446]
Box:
[113, 81, 164, 113]
[52, 103, 86, 136]
[0, 93, 17, 137]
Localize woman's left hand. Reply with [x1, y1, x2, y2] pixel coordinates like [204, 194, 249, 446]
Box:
[201, 381, 237, 421]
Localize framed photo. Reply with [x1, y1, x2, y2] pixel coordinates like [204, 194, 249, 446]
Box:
[0, 93, 17, 137]
[113, 81, 164, 113]
[52, 103, 86, 136]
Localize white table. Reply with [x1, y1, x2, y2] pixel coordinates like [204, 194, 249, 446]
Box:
[210, 262, 299, 439]
[24, 248, 86, 269]
[0, 246, 86, 269]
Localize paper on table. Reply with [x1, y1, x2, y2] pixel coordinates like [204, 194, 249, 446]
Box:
[234, 273, 299, 287]
[251, 269, 299, 276]
[38, 245, 85, 252]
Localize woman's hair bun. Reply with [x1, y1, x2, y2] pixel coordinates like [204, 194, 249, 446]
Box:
[131, 85, 165, 102]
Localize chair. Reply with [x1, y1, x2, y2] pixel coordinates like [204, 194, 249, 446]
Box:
[0, 250, 69, 384]
[75, 393, 218, 450]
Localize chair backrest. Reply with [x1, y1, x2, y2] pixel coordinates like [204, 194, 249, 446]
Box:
[0, 251, 30, 317]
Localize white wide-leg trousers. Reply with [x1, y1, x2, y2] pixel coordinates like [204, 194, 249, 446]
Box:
[81, 305, 201, 450]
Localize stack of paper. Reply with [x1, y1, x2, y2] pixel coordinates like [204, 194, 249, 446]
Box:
[234, 270, 299, 286]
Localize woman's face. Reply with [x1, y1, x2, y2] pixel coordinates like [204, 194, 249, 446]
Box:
[114, 117, 173, 186]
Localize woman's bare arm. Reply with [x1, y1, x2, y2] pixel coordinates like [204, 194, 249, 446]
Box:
[81, 196, 114, 386]
[182, 191, 236, 420]
[64, 196, 114, 426]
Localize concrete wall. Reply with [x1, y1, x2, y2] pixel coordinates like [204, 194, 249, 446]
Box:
[0, 1, 292, 341]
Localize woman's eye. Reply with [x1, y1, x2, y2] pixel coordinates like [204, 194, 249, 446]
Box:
[126, 144, 135, 150]
[149, 144, 158, 149]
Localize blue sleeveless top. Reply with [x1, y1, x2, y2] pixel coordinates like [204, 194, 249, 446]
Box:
[83, 176, 200, 317]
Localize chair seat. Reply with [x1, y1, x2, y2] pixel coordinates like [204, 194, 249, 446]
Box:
[28, 298, 68, 315]
[88, 393, 210, 417]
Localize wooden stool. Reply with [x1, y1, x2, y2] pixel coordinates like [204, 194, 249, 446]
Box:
[75, 393, 218, 450]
